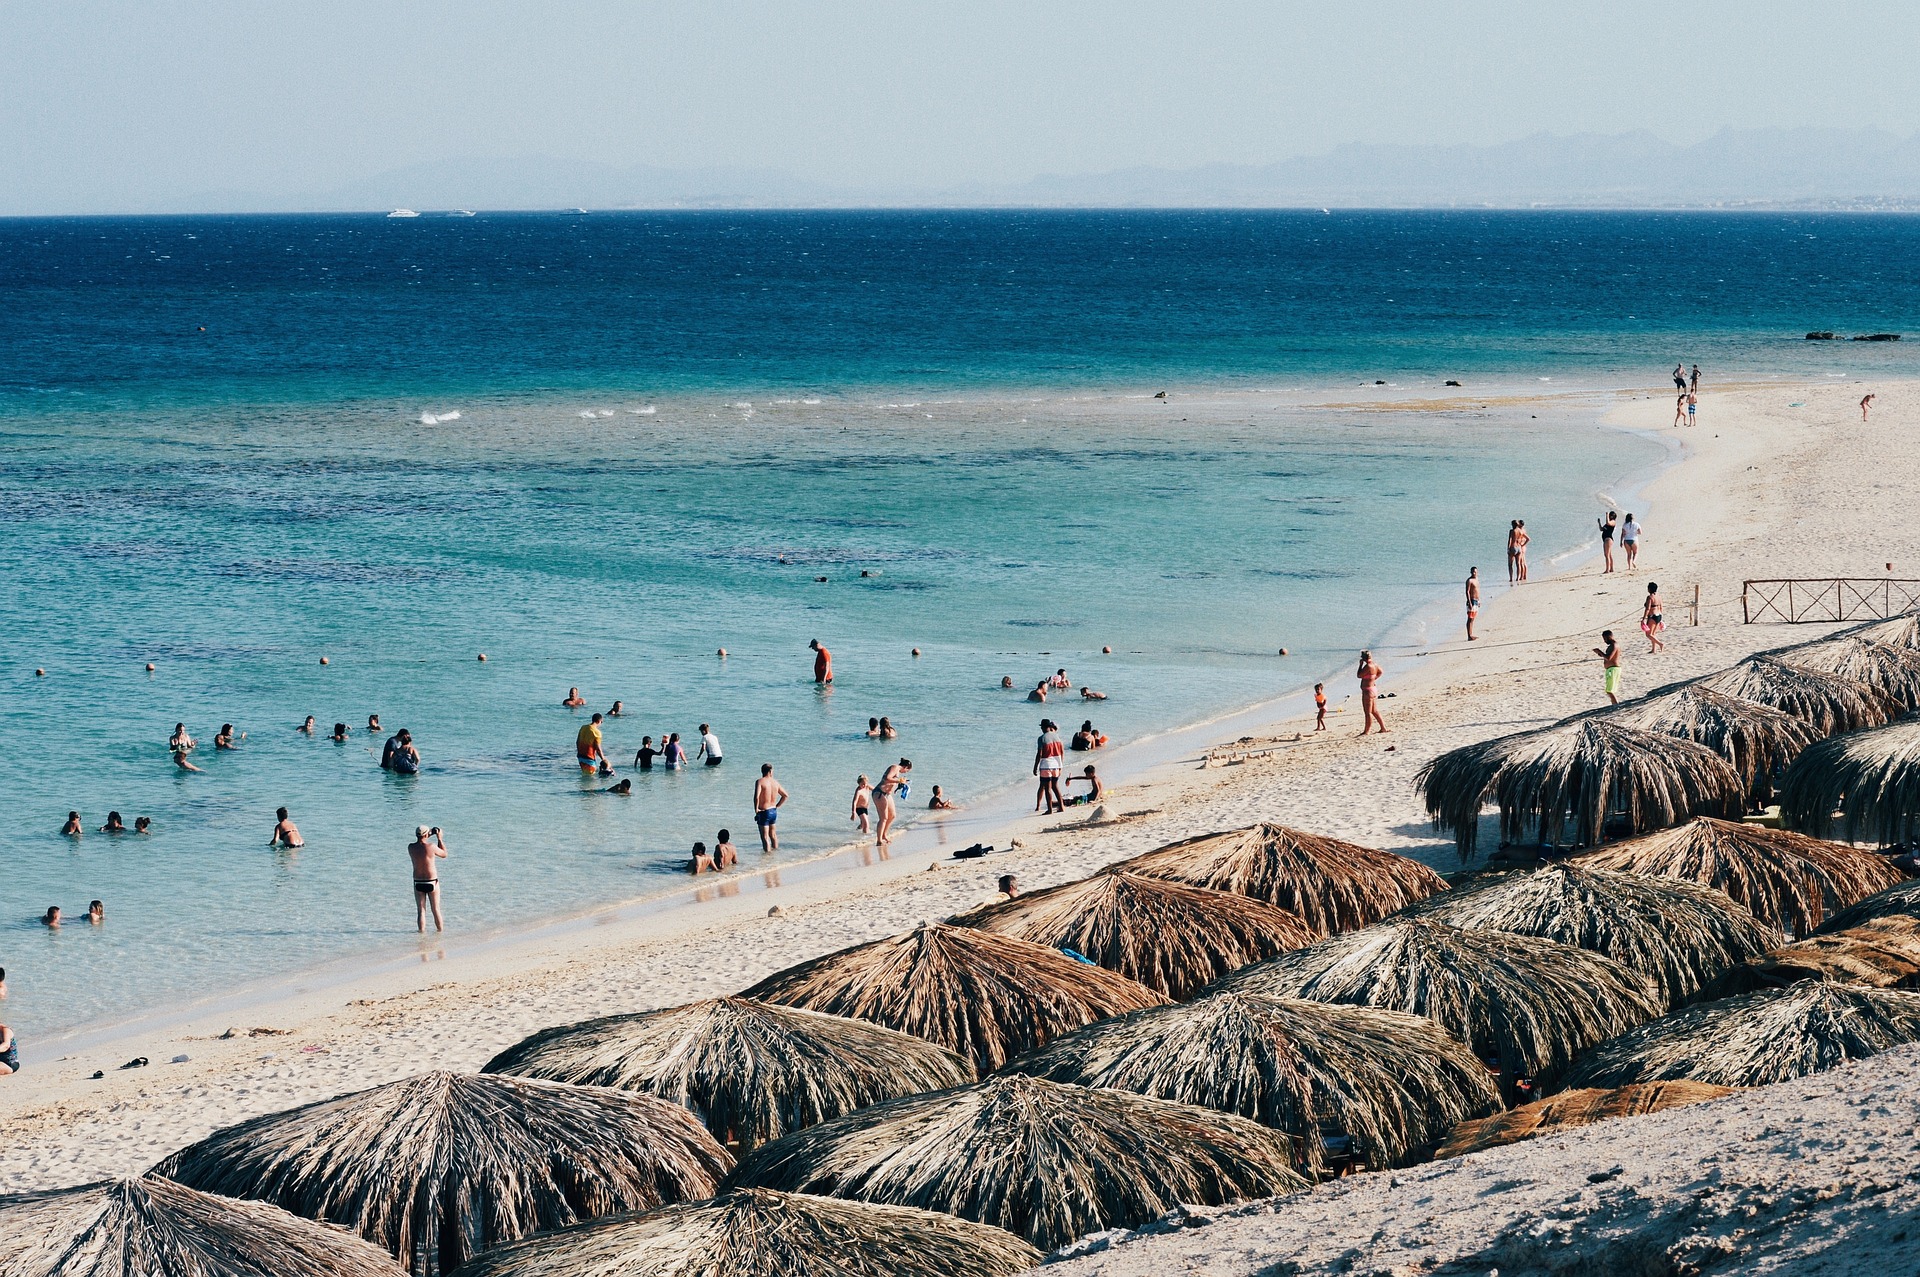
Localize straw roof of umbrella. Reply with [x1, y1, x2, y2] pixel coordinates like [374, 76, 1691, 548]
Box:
[1218, 919, 1661, 1095]
[1432, 1082, 1740, 1160]
[445, 1188, 1040, 1277]
[1002, 991, 1500, 1173]
[154, 1072, 731, 1277]
[1818, 877, 1920, 934]
[1779, 718, 1920, 846]
[1769, 635, 1920, 710]
[0, 1177, 408, 1277]
[1575, 816, 1907, 938]
[1845, 611, 1920, 652]
[727, 1074, 1307, 1252]
[1601, 683, 1821, 802]
[739, 922, 1167, 1073]
[1113, 823, 1447, 936]
[1404, 863, 1777, 1007]
[482, 997, 973, 1150]
[1703, 915, 1920, 998]
[1695, 655, 1895, 735]
[1418, 719, 1746, 859]
[1564, 980, 1920, 1090]
[951, 872, 1319, 1000]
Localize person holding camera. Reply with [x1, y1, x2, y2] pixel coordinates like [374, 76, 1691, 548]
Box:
[408, 825, 450, 933]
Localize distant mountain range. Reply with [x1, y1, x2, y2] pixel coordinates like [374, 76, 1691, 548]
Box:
[70, 128, 1920, 214]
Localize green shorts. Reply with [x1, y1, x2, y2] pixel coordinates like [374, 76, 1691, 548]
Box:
[1604, 665, 1622, 695]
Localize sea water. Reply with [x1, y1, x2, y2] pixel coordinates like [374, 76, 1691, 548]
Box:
[3, 210, 1916, 1043]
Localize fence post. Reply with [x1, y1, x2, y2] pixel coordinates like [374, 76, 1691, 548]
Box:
[1741, 581, 1750, 624]
[1691, 583, 1700, 626]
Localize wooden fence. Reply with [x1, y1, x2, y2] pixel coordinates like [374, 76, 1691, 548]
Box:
[1742, 578, 1920, 624]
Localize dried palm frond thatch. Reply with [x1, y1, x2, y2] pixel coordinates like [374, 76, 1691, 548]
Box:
[1002, 991, 1499, 1173]
[1564, 980, 1920, 1089]
[1695, 656, 1895, 735]
[1218, 920, 1660, 1096]
[154, 1072, 731, 1277]
[444, 1188, 1040, 1277]
[1404, 863, 1776, 1006]
[0, 1177, 407, 1277]
[1575, 816, 1906, 938]
[1602, 683, 1821, 801]
[1432, 1081, 1739, 1160]
[482, 998, 972, 1150]
[1703, 915, 1920, 998]
[1817, 878, 1920, 934]
[951, 872, 1317, 999]
[1114, 823, 1447, 935]
[1778, 718, 1920, 846]
[1768, 635, 1920, 710]
[727, 1074, 1307, 1252]
[1418, 719, 1746, 859]
[739, 923, 1166, 1073]
[1843, 612, 1920, 652]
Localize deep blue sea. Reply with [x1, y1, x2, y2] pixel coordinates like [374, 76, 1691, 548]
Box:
[3, 210, 1917, 1044]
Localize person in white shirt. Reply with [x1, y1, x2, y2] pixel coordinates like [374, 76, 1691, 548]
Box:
[1621, 514, 1642, 570]
[697, 724, 723, 767]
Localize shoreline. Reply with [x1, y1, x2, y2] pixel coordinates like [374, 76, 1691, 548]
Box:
[7, 373, 1911, 1214]
[20, 386, 1671, 1062]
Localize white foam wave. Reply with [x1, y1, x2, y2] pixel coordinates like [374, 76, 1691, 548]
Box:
[418, 410, 461, 425]
[629, 406, 657, 415]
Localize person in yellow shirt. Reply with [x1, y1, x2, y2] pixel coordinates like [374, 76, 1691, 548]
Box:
[576, 713, 608, 773]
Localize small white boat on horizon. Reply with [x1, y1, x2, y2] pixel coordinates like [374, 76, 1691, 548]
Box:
[387, 208, 420, 218]
[449, 209, 476, 217]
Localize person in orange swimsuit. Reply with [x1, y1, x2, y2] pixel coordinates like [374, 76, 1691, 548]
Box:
[1313, 683, 1327, 731]
[810, 639, 832, 684]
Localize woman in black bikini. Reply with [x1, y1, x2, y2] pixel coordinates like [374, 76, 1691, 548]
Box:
[1642, 581, 1665, 654]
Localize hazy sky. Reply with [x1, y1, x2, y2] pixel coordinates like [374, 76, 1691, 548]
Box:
[6, 0, 1920, 211]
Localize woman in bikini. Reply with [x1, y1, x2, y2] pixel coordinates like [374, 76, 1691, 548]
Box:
[1641, 582, 1666, 654]
[873, 760, 911, 847]
[1513, 520, 1530, 581]
[1357, 651, 1386, 735]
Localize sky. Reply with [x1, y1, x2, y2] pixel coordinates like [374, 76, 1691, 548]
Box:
[5, 0, 1920, 212]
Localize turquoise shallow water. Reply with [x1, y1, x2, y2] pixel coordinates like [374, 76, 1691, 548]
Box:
[11, 205, 1920, 1043]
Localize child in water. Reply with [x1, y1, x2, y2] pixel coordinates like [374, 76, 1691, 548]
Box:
[851, 775, 873, 834]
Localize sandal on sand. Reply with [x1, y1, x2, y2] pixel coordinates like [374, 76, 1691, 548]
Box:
[119, 1057, 148, 1070]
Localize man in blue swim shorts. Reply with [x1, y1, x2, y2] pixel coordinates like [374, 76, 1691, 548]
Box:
[753, 763, 789, 853]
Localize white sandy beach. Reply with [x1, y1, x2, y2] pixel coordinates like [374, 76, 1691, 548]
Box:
[6, 376, 1918, 1271]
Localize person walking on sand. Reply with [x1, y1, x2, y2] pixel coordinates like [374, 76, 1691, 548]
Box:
[874, 759, 911, 846]
[1597, 511, 1618, 573]
[753, 763, 788, 852]
[576, 713, 608, 774]
[1313, 683, 1327, 731]
[1642, 582, 1666, 654]
[269, 806, 303, 848]
[1862, 393, 1876, 421]
[1465, 567, 1481, 641]
[408, 825, 449, 932]
[1033, 720, 1067, 813]
[810, 638, 832, 684]
[1357, 651, 1387, 735]
[1595, 630, 1622, 705]
[1673, 392, 1687, 428]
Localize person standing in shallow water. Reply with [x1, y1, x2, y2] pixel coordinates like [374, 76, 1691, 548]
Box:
[409, 826, 448, 932]
[753, 764, 788, 852]
[810, 638, 832, 684]
[1357, 651, 1386, 735]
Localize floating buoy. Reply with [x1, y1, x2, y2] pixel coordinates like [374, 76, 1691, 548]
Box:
[717, 648, 728, 657]
[1278, 648, 1289, 656]
[1102, 646, 1112, 654]
[477, 653, 487, 661]
[912, 647, 921, 657]
[145, 663, 155, 672]
[35, 668, 45, 677]
[319, 657, 329, 666]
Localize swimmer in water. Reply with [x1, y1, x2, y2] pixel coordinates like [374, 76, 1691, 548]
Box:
[99, 811, 126, 834]
[173, 747, 203, 772]
[603, 778, 633, 794]
[270, 807, 304, 848]
[87, 900, 104, 926]
[61, 811, 82, 837]
[633, 736, 659, 770]
[367, 714, 381, 734]
[1001, 675, 1015, 689]
[689, 841, 715, 875]
[42, 906, 60, 929]
[928, 785, 958, 810]
[866, 717, 882, 738]
[878, 716, 898, 739]
[608, 700, 625, 717]
[134, 816, 151, 834]
[214, 723, 238, 750]
[331, 722, 350, 742]
[169, 723, 195, 753]
[714, 829, 739, 869]
[1028, 681, 1048, 703]
[563, 687, 586, 708]
[1080, 687, 1107, 700]
[299, 715, 316, 735]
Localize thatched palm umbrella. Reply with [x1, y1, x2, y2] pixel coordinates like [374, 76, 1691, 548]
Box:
[1432, 1082, 1739, 1160]
[1564, 981, 1920, 1089]
[1218, 919, 1660, 1097]
[1704, 916, 1920, 997]
[1846, 612, 1920, 652]
[1695, 656, 1894, 735]
[1114, 823, 1447, 935]
[951, 872, 1318, 999]
[1602, 683, 1820, 802]
[1573, 816, 1906, 938]
[0, 1177, 407, 1277]
[1404, 863, 1776, 1006]
[1769, 635, 1920, 710]
[1002, 991, 1499, 1173]
[1818, 878, 1920, 933]
[739, 922, 1166, 1073]
[481, 998, 972, 1150]
[726, 1074, 1307, 1252]
[444, 1189, 1040, 1277]
[155, 1072, 731, 1277]
[1418, 719, 1745, 859]
[1779, 718, 1920, 846]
